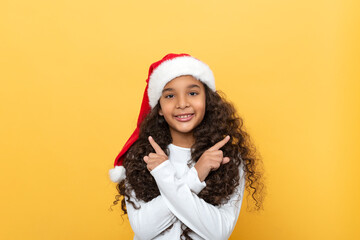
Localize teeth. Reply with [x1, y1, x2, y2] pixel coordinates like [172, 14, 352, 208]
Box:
[177, 114, 192, 118]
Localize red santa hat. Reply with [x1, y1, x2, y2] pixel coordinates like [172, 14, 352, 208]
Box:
[109, 53, 216, 183]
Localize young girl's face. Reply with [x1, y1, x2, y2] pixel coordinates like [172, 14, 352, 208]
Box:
[159, 75, 206, 140]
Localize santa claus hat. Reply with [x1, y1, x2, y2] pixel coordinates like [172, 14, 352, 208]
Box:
[109, 53, 216, 183]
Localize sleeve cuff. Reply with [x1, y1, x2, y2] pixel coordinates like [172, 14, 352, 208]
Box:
[150, 161, 206, 195]
[185, 166, 206, 194]
[150, 160, 172, 176]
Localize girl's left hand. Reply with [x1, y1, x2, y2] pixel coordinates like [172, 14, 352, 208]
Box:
[143, 136, 169, 171]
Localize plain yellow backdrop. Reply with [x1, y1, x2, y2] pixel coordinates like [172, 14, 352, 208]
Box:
[1, 0, 359, 239]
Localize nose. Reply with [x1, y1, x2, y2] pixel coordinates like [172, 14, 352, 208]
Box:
[176, 94, 190, 109]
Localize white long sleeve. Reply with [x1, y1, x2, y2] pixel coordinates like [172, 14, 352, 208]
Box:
[150, 160, 245, 240]
[126, 143, 245, 240]
[125, 186, 177, 240]
[125, 161, 207, 239]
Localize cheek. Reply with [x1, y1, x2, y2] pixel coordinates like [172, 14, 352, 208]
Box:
[194, 106, 206, 121]
[159, 100, 168, 115]
[195, 98, 206, 112]
[160, 105, 173, 117]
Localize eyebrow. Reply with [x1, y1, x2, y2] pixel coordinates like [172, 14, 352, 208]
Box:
[162, 84, 201, 93]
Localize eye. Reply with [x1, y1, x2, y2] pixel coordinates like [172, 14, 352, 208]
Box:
[189, 92, 198, 96]
[165, 94, 174, 99]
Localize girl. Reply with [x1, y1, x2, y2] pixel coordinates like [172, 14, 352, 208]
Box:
[109, 53, 265, 240]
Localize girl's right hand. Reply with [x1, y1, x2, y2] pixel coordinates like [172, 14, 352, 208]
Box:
[194, 135, 231, 182]
[143, 136, 169, 172]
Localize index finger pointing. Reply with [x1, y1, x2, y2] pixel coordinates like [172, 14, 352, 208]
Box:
[208, 135, 230, 151]
[148, 136, 167, 156]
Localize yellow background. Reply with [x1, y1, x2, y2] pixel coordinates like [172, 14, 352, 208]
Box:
[1, 0, 359, 239]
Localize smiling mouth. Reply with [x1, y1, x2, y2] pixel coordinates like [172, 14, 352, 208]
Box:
[175, 114, 194, 118]
[174, 113, 194, 121]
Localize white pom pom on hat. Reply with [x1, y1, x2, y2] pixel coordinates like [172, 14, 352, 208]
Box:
[109, 53, 216, 183]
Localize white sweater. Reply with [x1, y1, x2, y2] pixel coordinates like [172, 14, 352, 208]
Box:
[125, 143, 246, 240]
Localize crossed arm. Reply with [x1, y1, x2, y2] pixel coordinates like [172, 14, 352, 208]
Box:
[125, 165, 206, 240]
[126, 161, 245, 240]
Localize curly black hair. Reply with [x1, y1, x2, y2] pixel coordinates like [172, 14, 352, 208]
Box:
[110, 83, 266, 239]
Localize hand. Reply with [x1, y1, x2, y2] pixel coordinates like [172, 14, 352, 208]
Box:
[143, 136, 169, 172]
[194, 135, 231, 182]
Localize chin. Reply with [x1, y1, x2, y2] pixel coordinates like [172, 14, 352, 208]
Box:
[172, 126, 195, 134]
[180, 125, 199, 133]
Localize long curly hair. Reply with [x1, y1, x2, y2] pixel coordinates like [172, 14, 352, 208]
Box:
[110, 83, 266, 239]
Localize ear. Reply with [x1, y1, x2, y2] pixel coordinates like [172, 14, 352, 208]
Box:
[158, 108, 163, 116]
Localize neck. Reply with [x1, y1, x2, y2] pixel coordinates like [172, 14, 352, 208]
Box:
[170, 130, 195, 148]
